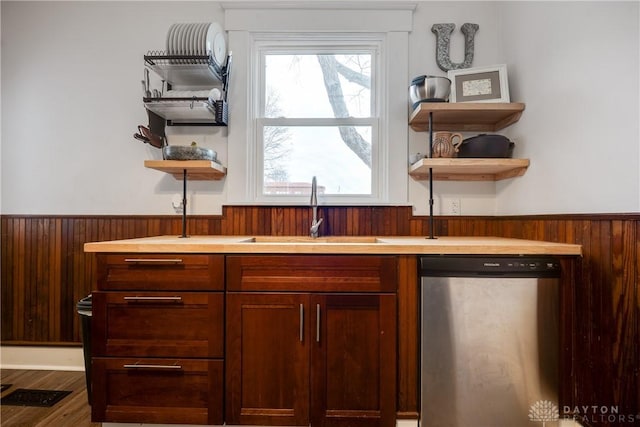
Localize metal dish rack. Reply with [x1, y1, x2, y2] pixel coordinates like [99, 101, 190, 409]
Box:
[143, 51, 231, 126]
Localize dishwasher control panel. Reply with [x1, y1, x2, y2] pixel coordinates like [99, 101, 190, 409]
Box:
[420, 256, 561, 278]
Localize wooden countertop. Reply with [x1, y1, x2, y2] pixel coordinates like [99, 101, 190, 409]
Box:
[84, 235, 581, 256]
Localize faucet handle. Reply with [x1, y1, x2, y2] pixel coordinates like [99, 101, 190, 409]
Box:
[310, 217, 323, 237]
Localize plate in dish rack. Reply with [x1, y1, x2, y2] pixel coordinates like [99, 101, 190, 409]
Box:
[188, 23, 200, 55]
[206, 22, 227, 68]
[194, 23, 203, 55]
[198, 23, 208, 55]
[181, 24, 190, 56]
[190, 24, 200, 55]
[166, 23, 177, 54]
[176, 24, 184, 54]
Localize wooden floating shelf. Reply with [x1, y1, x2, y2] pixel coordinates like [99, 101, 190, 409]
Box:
[409, 102, 525, 132]
[408, 158, 530, 181]
[144, 160, 227, 180]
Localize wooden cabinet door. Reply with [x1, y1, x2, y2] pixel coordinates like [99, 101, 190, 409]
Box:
[226, 293, 311, 426]
[310, 294, 397, 427]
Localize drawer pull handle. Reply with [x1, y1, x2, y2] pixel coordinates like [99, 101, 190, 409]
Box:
[123, 296, 183, 302]
[124, 258, 183, 264]
[123, 364, 182, 370]
[299, 304, 304, 342]
[316, 303, 321, 343]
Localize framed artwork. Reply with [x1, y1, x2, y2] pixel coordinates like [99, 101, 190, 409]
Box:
[447, 64, 510, 103]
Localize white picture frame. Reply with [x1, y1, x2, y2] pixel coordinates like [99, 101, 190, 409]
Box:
[447, 64, 510, 103]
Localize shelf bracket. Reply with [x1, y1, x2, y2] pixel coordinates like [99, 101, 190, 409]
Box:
[428, 112, 436, 239]
[180, 169, 188, 238]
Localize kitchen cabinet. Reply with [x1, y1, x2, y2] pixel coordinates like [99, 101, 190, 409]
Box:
[408, 102, 528, 181]
[91, 254, 225, 425]
[225, 255, 397, 427]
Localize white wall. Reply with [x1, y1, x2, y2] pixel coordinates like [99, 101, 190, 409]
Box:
[408, 1, 640, 215]
[497, 1, 640, 214]
[1, 1, 228, 215]
[0, 0, 3, 215]
[2, 1, 639, 216]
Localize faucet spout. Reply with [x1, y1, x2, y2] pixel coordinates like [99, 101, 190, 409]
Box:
[310, 176, 323, 238]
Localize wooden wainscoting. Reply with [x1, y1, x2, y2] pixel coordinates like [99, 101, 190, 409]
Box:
[1, 208, 639, 424]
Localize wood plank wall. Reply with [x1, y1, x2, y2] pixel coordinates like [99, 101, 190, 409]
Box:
[1, 207, 638, 421]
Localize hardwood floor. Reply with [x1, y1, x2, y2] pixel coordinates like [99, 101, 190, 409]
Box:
[1, 369, 98, 427]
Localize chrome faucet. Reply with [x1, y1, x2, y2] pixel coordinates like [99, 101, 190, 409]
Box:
[310, 176, 323, 238]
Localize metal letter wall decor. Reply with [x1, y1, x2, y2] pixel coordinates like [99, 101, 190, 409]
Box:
[431, 23, 479, 71]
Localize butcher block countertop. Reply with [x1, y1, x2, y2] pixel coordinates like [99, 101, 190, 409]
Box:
[84, 235, 582, 256]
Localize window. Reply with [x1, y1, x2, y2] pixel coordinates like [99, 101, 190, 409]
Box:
[223, 4, 412, 206]
[252, 36, 383, 202]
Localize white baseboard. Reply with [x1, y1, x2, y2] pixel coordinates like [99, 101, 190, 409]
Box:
[0, 346, 85, 371]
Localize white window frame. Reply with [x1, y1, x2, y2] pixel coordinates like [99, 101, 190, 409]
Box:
[223, 3, 413, 206]
[251, 34, 384, 204]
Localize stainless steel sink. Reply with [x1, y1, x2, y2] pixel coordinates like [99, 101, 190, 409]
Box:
[243, 236, 381, 243]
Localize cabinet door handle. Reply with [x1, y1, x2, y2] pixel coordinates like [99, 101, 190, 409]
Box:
[123, 296, 182, 302]
[123, 364, 182, 370]
[316, 304, 321, 343]
[299, 304, 304, 342]
[124, 258, 183, 264]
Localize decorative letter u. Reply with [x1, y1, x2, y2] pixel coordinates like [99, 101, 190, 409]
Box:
[431, 23, 479, 71]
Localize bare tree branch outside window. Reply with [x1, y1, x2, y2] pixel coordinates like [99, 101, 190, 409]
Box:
[316, 55, 372, 168]
[263, 89, 292, 183]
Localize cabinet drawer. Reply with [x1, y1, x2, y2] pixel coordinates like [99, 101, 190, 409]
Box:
[92, 291, 223, 358]
[91, 357, 223, 425]
[226, 255, 398, 292]
[97, 254, 224, 291]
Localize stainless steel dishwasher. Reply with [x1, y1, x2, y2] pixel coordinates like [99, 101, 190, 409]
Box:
[420, 256, 561, 427]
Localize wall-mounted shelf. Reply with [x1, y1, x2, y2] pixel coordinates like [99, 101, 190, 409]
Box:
[144, 160, 226, 180]
[409, 158, 530, 181]
[409, 102, 526, 238]
[409, 102, 525, 132]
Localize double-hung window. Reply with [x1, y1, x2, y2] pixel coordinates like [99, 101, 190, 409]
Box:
[223, 4, 412, 206]
[253, 35, 382, 202]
